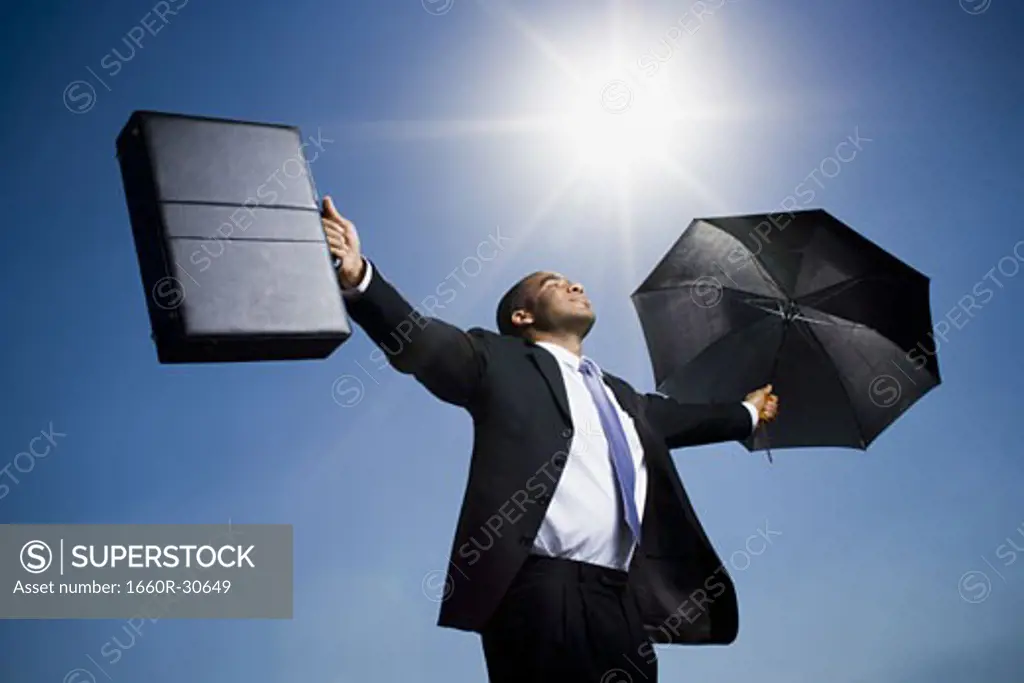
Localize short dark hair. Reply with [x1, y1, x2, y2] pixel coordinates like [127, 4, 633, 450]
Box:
[496, 273, 540, 336]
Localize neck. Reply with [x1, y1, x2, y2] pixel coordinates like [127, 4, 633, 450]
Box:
[529, 330, 583, 357]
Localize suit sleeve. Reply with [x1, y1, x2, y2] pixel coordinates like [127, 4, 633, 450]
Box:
[341, 259, 490, 408]
[643, 393, 756, 450]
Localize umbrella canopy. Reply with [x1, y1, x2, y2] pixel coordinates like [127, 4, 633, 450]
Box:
[631, 208, 940, 452]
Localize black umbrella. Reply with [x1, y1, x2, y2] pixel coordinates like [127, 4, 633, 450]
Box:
[631, 208, 940, 458]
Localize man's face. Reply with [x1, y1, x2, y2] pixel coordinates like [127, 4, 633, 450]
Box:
[513, 272, 595, 338]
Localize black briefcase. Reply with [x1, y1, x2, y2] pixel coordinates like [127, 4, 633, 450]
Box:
[116, 110, 351, 363]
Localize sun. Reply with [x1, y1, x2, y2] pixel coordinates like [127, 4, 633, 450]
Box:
[552, 74, 681, 177]
[344, 5, 743, 218]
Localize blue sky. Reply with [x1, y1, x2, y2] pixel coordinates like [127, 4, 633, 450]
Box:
[2, 0, 1023, 681]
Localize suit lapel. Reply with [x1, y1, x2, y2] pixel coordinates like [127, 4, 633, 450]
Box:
[600, 373, 638, 419]
[602, 373, 663, 473]
[527, 346, 573, 425]
[602, 372, 665, 528]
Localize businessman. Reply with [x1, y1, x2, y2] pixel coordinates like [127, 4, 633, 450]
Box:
[321, 196, 779, 682]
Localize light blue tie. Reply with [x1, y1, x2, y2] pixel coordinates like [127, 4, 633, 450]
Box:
[578, 356, 641, 545]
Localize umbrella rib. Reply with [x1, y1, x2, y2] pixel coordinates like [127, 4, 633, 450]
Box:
[633, 281, 779, 300]
[792, 308, 870, 330]
[791, 313, 846, 326]
[743, 298, 869, 330]
[792, 320, 869, 449]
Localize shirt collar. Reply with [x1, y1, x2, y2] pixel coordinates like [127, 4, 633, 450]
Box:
[534, 341, 599, 375]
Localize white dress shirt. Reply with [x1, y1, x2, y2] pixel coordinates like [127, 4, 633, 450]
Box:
[530, 342, 651, 570]
[530, 343, 759, 571]
[344, 261, 758, 571]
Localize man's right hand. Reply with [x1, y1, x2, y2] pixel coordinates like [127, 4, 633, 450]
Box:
[745, 384, 779, 422]
[321, 195, 366, 288]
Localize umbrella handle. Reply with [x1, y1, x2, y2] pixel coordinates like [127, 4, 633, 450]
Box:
[761, 421, 773, 464]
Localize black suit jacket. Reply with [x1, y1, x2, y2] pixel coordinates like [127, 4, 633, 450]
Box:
[345, 263, 754, 645]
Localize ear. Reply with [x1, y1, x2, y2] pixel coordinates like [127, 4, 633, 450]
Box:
[511, 309, 534, 327]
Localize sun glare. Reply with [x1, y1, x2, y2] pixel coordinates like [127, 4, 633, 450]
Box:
[348, 4, 747, 244]
[555, 76, 680, 175]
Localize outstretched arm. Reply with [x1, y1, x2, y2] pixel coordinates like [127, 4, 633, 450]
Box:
[643, 385, 778, 450]
[643, 394, 756, 449]
[322, 197, 489, 407]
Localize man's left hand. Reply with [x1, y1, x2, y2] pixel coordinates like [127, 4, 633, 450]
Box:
[745, 384, 779, 422]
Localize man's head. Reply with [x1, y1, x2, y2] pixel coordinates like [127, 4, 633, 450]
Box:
[496, 271, 595, 340]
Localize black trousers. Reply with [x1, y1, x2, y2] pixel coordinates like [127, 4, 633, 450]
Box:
[481, 555, 658, 683]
